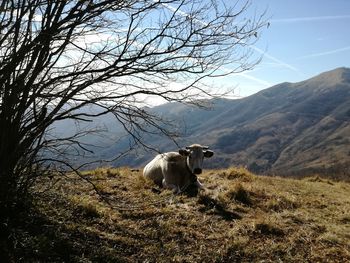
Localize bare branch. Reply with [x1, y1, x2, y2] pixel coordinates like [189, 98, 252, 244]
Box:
[0, 0, 267, 215]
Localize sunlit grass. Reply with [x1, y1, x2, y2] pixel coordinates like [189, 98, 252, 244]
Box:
[18, 166, 350, 262]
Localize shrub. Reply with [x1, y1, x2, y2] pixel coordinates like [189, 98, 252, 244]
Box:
[226, 183, 253, 206]
[225, 167, 254, 181]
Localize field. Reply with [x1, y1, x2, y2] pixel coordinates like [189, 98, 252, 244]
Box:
[10, 167, 350, 262]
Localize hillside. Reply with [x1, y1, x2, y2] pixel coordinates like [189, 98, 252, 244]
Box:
[209, 67, 350, 176]
[9, 167, 350, 262]
[50, 67, 350, 178]
[117, 67, 350, 178]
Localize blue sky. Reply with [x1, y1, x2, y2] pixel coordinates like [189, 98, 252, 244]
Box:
[224, 0, 350, 97]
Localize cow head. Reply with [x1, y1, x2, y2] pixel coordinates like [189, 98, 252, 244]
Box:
[179, 144, 214, 174]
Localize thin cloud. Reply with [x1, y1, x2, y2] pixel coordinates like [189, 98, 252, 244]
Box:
[250, 46, 302, 75]
[160, 2, 300, 85]
[218, 66, 272, 87]
[237, 71, 272, 86]
[271, 15, 350, 23]
[297, 46, 350, 60]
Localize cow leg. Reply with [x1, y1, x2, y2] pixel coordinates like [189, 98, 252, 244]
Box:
[162, 178, 180, 193]
[194, 179, 204, 189]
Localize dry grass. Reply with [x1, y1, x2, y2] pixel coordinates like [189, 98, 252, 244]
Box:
[12, 167, 350, 262]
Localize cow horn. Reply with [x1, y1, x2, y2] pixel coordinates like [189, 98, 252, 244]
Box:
[202, 146, 209, 150]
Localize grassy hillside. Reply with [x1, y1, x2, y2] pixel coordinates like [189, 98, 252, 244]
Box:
[107, 68, 350, 177]
[10, 167, 350, 262]
[50, 68, 350, 177]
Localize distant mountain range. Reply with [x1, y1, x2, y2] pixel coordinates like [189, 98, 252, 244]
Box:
[52, 67, 350, 178]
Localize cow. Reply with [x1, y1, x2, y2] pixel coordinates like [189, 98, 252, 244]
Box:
[143, 144, 214, 193]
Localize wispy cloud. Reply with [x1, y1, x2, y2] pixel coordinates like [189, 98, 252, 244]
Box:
[271, 15, 350, 23]
[237, 71, 272, 86]
[218, 66, 272, 87]
[160, 2, 300, 85]
[297, 46, 350, 60]
[250, 46, 302, 75]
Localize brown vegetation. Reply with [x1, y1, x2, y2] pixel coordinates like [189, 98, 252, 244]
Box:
[7, 167, 350, 262]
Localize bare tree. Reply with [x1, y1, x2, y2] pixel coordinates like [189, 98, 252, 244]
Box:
[0, 0, 266, 216]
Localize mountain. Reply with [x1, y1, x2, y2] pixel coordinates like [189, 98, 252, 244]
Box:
[52, 68, 350, 178]
[204, 67, 350, 175]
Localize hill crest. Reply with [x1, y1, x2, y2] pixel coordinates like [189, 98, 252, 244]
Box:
[52, 67, 350, 179]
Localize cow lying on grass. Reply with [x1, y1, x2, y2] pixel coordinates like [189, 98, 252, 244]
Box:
[143, 144, 214, 193]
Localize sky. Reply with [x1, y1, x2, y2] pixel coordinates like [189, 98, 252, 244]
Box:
[220, 0, 350, 97]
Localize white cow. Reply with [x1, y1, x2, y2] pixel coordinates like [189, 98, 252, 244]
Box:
[143, 144, 214, 193]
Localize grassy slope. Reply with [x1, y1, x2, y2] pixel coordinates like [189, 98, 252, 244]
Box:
[14, 167, 350, 262]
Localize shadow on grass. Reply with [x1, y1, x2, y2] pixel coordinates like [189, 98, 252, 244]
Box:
[10, 210, 135, 263]
[198, 194, 242, 221]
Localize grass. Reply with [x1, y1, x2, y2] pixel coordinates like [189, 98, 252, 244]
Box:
[8, 167, 350, 262]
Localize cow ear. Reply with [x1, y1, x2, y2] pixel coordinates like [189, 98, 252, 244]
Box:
[179, 149, 190, 156]
[204, 150, 214, 158]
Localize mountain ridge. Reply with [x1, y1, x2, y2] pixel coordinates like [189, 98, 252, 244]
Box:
[138, 67, 350, 178]
[52, 67, 350, 179]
